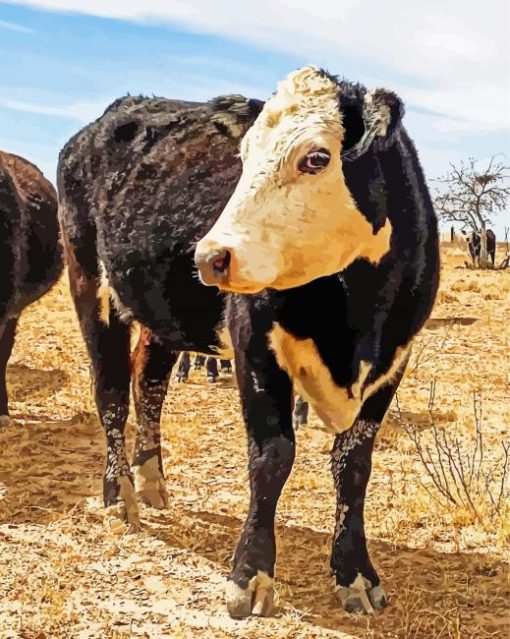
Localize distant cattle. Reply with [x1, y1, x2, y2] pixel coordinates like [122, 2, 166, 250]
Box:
[462, 229, 496, 266]
[138, 336, 310, 425]
[0, 151, 63, 425]
[176, 353, 309, 426]
[177, 352, 232, 383]
[58, 66, 439, 620]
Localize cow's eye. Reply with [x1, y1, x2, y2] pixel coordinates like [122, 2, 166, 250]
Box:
[298, 149, 330, 174]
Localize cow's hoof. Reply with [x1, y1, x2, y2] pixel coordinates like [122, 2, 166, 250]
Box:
[226, 571, 275, 618]
[104, 476, 141, 533]
[207, 376, 217, 384]
[176, 376, 188, 383]
[0, 415, 12, 427]
[134, 458, 168, 509]
[136, 479, 168, 509]
[104, 501, 141, 534]
[368, 584, 387, 609]
[293, 416, 307, 430]
[335, 574, 385, 615]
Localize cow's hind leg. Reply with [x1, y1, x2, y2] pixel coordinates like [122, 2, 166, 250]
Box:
[194, 354, 205, 369]
[220, 358, 232, 373]
[65, 248, 138, 529]
[205, 357, 218, 382]
[176, 352, 190, 382]
[131, 328, 176, 509]
[292, 394, 309, 429]
[89, 313, 134, 527]
[0, 317, 18, 426]
[331, 366, 407, 614]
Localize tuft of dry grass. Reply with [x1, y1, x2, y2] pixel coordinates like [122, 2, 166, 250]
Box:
[0, 245, 509, 638]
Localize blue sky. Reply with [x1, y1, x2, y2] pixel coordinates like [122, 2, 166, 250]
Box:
[1, 0, 509, 234]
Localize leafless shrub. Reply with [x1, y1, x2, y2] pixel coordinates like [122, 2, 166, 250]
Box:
[394, 383, 509, 525]
[409, 322, 453, 374]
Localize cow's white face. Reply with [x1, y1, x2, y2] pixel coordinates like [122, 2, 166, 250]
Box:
[195, 66, 396, 294]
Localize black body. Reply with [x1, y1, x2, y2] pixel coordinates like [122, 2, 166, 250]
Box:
[57, 81, 439, 616]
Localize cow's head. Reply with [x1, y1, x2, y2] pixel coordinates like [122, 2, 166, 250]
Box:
[195, 65, 403, 293]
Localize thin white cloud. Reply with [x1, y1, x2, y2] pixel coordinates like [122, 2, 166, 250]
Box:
[0, 72, 270, 123]
[3, 0, 510, 133]
[392, 83, 510, 135]
[0, 18, 34, 32]
[0, 97, 106, 121]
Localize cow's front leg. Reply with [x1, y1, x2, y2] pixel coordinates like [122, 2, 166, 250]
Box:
[331, 419, 383, 614]
[131, 327, 175, 509]
[227, 322, 294, 618]
[331, 377, 405, 614]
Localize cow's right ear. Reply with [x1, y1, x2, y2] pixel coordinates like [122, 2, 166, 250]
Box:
[341, 89, 404, 162]
[246, 98, 265, 115]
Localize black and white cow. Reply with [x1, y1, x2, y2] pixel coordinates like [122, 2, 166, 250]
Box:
[58, 66, 439, 618]
[461, 228, 496, 266]
[0, 151, 63, 425]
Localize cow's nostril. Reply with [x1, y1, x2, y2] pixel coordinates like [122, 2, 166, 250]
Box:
[212, 250, 231, 274]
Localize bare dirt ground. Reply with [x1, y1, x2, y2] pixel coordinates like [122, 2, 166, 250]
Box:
[0, 244, 509, 639]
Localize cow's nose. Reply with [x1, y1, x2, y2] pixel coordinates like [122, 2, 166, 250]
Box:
[194, 246, 232, 286]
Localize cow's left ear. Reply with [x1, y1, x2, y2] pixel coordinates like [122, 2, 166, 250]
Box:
[210, 95, 265, 139]
[341, 89, 404, 162]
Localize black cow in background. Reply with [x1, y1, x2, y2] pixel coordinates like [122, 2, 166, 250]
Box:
[0, 151, 63, 426]
[59, 94, 262, 520]
[58, 66, 439, 620]
[462, 228, 496, 266]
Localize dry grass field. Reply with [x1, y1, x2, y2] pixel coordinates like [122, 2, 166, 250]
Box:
[0, 243, 509, 639]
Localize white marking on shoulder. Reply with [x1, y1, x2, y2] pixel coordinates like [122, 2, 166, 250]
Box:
[364, 344, 409, 398]
[269, 323, 409, 434]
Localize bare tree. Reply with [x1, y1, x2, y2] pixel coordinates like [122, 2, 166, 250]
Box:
[434, 155, 510, 268]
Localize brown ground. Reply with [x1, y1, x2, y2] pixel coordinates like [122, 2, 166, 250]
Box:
[0, 244, 509, 639]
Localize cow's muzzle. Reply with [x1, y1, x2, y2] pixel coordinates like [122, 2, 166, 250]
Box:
[194, 244, 232, 287]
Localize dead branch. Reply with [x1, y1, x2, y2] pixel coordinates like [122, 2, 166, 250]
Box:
[434, 155, 510, 269]
[410, 321, 453, 374]
[394, 387, 509, 523]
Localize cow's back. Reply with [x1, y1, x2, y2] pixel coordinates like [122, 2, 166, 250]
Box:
[58, 94, 262, 347]
[57, 96, 188, 255]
